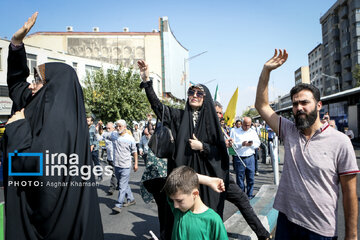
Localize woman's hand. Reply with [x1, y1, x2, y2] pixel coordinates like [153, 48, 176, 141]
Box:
[137, 60, 150, 82]
[12, 12, 38, 46]
[7, 109, 25, 125]
[189, 134, 203, 151]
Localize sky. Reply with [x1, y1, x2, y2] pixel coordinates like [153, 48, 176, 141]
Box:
[0, 0, 337, 115]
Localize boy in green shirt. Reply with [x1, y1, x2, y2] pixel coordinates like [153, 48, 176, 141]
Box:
[163, 166, 229, 240]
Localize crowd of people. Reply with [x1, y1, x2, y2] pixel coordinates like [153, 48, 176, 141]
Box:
[2, 12, 359, 240]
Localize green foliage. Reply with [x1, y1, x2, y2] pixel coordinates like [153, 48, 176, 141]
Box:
[242, 108, 259, 118]
[83, 66, 151, 124]
[353, 64, 360, 87]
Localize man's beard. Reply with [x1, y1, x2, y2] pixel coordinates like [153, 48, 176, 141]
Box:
[294, 106, 318, 131]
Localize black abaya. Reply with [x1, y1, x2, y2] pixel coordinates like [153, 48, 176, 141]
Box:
[3, 44, 104, 240]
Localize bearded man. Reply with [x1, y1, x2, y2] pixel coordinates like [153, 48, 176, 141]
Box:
[255, 49, 359, 240]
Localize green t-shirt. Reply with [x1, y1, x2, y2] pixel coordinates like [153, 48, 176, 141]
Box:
[168, 199, 228, 240]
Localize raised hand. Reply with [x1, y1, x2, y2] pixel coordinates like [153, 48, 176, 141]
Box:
[264, 49, 288, 71]
[137, 60, 150, 82]
[12, 12, 38, 46]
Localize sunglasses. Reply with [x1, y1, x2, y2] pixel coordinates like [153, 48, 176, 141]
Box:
[32, 73, 43, 85]
[188, 89, 205, 98]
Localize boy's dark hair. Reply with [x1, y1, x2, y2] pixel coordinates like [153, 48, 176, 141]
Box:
[163, 166, 199, 196]
[220, 117, 225, 122]
[290, 83, 320, 102]
[235, 120, 241, 124]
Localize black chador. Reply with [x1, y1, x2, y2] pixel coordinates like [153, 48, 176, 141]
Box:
[3, 44, 104, 240]
[141, 81, 229, 216]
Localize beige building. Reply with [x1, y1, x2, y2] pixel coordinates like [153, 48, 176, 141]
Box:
[24, 30, 163, 96]
[23, 17, 189, 100]
[308, 43, 324, 96]
[294, 66, 310, 85]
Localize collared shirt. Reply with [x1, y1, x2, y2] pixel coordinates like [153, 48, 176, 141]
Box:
[230, 127, 260, 157]
[110, 132, 137, 168]
[274, 117, 359, 237]
[132, 129, 142, 143]
[88, 125, 99, 151]
[101, 131, 114, 161]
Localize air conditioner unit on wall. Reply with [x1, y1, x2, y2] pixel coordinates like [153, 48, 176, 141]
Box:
[66, 26, 73, 32]
[93, 27, 100, 32]
[123, 27, 129, 32]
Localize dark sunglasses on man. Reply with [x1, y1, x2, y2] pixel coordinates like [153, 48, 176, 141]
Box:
[187, 89, 205, 98]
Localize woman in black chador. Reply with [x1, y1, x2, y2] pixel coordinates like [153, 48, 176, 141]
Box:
[138, 60, 229, 239]
[3, 12, 103, 240]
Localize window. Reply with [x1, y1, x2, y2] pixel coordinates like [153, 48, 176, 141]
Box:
[0, 86, 9, 97]
[85, 65, 100, 75]
[26, 54, 37, 75]
[73, 62, 78, 73]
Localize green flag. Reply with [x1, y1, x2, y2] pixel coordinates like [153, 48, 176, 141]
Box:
[214, 84, 221, 103]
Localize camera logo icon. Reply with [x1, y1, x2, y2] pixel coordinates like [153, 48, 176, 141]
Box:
[8, 150, 43, 176]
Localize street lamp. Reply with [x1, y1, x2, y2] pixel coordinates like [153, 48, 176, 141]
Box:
[184, 51, 208, 99]
[321, 73, 340, 93]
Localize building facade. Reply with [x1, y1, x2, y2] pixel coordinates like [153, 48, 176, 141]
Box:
[294, 66, 310, 85]
[320, 0, 360, 95]
[308, 43, 324, 95]
[23, 17, 189, 100]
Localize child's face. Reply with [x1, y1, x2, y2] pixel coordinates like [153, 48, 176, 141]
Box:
[170, 189, 197, 212]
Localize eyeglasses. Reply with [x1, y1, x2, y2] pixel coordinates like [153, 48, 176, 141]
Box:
[188, 89, 205, 98]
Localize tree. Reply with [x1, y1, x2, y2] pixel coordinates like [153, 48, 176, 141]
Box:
[242, 108, 259, 119]
[83, 66, 152, 124]
[352, 64, 360, 87]
[160, 98, 185, 110]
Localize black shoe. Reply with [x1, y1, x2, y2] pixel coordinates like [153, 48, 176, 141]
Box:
[107, 191, 114, 196]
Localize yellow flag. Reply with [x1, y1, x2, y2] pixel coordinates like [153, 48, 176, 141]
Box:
[223, 87, 238, 127]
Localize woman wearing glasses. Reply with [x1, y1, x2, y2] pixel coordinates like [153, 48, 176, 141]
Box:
[138, 60, 229, 240]
[4, 13, 103, 240]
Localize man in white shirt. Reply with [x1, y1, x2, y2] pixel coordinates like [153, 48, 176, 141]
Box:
[110, 120, 138, 213]
[230, 117, 260, 198]
[132, 123, 142, 154]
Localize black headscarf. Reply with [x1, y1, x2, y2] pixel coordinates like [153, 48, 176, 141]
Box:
[4, 45, 103, 240]
[173, 84, 229, 216]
